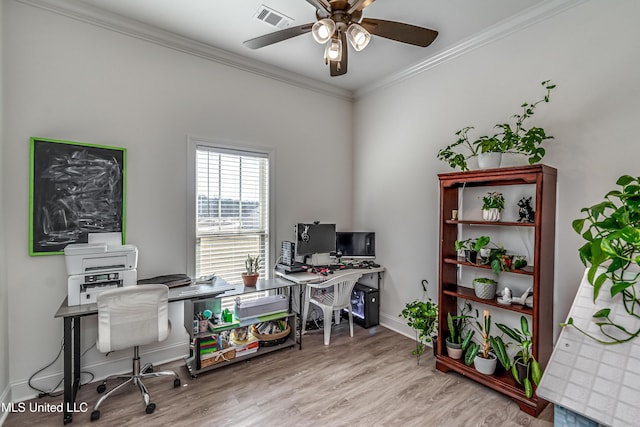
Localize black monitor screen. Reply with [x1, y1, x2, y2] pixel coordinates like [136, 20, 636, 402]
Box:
[336, 232, 375, 259]
[295, 223, 336, 256]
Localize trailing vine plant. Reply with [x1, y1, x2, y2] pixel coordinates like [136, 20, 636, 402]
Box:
[564, 175, 640, 344]
[399, 279, 438, 365]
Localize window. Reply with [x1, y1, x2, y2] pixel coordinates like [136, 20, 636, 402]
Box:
[189, 140, 271, 308]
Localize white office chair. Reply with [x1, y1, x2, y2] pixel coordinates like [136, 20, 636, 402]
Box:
[90, 284, 181, 421]
[302, 272, 364, 345]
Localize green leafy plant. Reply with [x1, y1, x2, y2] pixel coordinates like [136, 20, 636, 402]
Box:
[482, 192, 505, 211]
[399, 280, 438, 364]
[245, 254, 261, 275]
[437, 80, 557, 171]
[455, 236, 490, 253]
[496, 316, 542, 398]
[446, 303, 474, 345]
[455, 236, 512, 275]
[464, 310, 510, 370]
[473, 277, 497, 286]
[566, 175, 640, 344]
[494, 254, 513, 273]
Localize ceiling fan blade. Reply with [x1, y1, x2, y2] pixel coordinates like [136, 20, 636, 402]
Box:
[347, 0, 375, 14]
[243, 23, 314, 49]
[360, 18, 438, 47]
[330, 32, 348, 76]
[306, 0, 331, 14]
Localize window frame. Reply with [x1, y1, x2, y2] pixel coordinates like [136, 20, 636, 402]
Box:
[186, 136, 276, 281]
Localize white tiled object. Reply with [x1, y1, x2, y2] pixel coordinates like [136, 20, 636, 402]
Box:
[537, 269, 640, 426]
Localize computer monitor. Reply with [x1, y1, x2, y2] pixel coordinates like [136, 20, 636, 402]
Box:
[335, 232, 375, 259]
[295, 223, 336, 257]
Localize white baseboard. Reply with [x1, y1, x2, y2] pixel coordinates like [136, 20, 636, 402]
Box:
[10, 342, 188, 403]
[380, 312, 435, 351]
[379, 312, 414, 340]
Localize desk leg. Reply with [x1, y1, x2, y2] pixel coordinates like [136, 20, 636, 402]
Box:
[63, 317, 73, 424]
[62, 316, 82, 424]
[298, 285, 303, 350]
[73, 317, 81, 397]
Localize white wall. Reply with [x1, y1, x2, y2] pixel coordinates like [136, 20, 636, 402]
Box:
[354, 1, 640, 338]
[0, 0, 11, 419]
[3, 0, 353, 401]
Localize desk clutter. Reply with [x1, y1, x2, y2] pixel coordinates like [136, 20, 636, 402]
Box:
[196, 319, 289, 369]
[191, 294, 292, 370]
[138, 273, 192, 288]
[234, 295, 288, 319]
[277, 260, 381, 277]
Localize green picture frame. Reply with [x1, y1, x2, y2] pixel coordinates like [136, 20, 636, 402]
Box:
[29, 137, 127, 255]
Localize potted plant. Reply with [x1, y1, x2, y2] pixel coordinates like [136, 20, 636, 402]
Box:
[481, 191, 505, 222]
[445, 303, 473, 360]
[566, 174, 640, 344]
[455, 235, 490, 264]
[242, 254, 261, 286]
[456, 235, 511, 276]
[399, 280, 438, 365]
[472, 277, 498, 300]
[478, 242, 512, 275]
[464, 310, 510, 375]
[496, 316, 542, 398]
[437, 80, 557, 171]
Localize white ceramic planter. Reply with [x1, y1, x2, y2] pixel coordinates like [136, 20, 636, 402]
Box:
[477, 152, 502, 169]
[445, 339, 463, 360]
[482, 208, 501, 222]
[473, 279, 497, 300]
[474, 353, 497, 375]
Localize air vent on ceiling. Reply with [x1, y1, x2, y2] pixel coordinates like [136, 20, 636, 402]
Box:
[254, 5, 293, 30]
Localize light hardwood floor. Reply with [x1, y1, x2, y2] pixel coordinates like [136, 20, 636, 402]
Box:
[5, 323, 553, 426]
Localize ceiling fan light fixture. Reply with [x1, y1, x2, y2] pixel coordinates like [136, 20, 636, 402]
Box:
[324, 37, 342, 62]
[312, 18, 336, 44]
[346, 23, 371, 51]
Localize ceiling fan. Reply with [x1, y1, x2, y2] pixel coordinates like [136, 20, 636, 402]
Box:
[243, 0, 438, 77]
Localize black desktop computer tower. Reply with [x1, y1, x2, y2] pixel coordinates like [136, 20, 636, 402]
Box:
[342, 283, 379, 328]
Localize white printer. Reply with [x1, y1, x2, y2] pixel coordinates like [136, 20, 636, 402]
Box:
[64, 242, 138, 306]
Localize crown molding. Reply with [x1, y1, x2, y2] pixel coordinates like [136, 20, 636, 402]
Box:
[354, 0, 587, 100]
[16, 0, 586, 103]
[15, 0, 354, 101]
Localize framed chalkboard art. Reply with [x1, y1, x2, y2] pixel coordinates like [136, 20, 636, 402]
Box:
[29, 137, 126, 255]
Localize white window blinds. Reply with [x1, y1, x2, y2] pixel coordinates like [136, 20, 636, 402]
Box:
[195, 146, 269, 289]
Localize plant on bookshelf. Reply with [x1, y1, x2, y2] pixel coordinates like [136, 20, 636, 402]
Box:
[496, 316, 542, 399]
[464, 310, 510, 375]
[436, 80, 557, 171]
[445, 303, 474, 360]
[481, 191, 505, 221]
[472, 277, 498, 300]
[455, 236, 490, 264]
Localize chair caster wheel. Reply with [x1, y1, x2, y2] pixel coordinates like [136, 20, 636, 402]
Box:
[147, 365, 154, 373]
[90, 410, 100, 421]
[145, 403, 156, 414]
[97, 384, 106, 393]
[174, 378, 181, 388]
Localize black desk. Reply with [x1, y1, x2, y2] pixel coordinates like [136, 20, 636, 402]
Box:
[54, 278, 297, 424]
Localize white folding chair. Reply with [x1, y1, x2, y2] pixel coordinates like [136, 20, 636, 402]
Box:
[301, 272, 364, 345]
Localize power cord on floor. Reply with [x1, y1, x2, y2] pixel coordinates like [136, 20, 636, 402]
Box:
[28, 328, 96, 398]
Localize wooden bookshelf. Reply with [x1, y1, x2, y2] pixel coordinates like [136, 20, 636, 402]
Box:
[436, 164, 556, 417]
